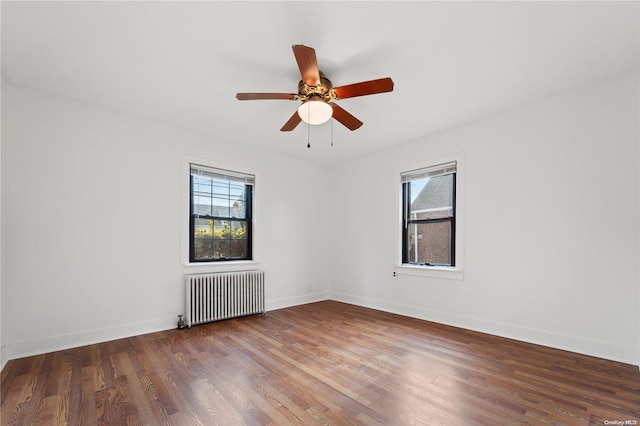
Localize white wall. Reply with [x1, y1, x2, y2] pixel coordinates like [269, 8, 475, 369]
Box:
[0, 83, 330, 365]
[2, 71, 639, 368]
[328, 71, 640, 365]
[0, 77, 3, 369]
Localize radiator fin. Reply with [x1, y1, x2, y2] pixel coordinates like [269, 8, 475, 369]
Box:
[185, 271, 265, 327]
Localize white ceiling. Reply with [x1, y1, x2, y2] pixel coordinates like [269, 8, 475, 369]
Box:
[2, 1, 638, 166]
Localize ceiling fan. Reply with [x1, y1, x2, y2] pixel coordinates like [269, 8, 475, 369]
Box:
[236, 45, 394, 132]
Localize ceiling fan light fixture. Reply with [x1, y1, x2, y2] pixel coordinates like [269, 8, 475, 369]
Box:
[297, 98, 333, 125]
[236, 45, 394, 131]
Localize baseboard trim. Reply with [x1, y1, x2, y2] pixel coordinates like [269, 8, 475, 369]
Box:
[266, 292, 330, 312]
[328, 292, 639, 366]
[1, 346, 8, 372]
[2, 316, 177, 364]
[1, 294, 331, 365]
[2, 292, 635, 367]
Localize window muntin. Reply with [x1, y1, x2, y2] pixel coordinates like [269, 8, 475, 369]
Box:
[402, 162, 456, 267]
[190, 164, 253, 262]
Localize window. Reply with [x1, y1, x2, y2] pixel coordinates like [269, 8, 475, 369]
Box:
[401, 161, 456, 267]
[189, 164, 254, 262]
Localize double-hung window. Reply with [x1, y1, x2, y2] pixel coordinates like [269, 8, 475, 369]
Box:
[401, 161, 457, 267]
[189, 164, 253, 262]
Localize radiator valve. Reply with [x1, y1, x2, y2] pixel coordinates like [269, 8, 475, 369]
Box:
[177, 314, 187, 329]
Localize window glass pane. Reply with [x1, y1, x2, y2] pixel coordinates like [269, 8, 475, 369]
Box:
[191, 173, 250, 220]
[212, 179, 231, 217]
[212, 240, 247, 259]
[209, 221, 248, 259]
[408, 221, 452, 265]
[194, 197, 212, 216]
[229, 181, 246, 218]
[230, 221, 247, 239]
[213, 220, 230, 239]
[193, 218, 214, 260]
[194, 240, 214, 260]
[193, 176, 213, 216]
[193, 175, 212, 194]
[409, 174, 454, 220]
[214, 240, 230, 259]
[194, 218, 213, 236]
[229, 239, 247, 258]
[231, 200, 245, 219]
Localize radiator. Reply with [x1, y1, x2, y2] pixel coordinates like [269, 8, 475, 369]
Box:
[185, 270, 265, 327]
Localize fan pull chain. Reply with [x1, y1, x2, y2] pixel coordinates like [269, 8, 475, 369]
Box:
[331, 118, 334, 147]
[307, 106, 311, 148]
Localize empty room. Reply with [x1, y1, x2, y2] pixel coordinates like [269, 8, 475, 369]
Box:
[1, 1, 639, 424]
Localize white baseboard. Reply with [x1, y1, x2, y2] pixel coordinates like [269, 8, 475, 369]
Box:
[2, 316, 177, 364]
[329, 291, 639, 366]
[2, 292, 635, 369]
[1, 346, 7, 372]
[0, 294, 331, 368]
[266, 292, 330, 312]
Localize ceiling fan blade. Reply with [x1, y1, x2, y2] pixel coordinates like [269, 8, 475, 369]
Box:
[236, 93, 297, 101]
[280, 110, 302, 131]
[333, 77, 394, 99]
[329, 103, 363, 131]
[292, 45, 320, 86]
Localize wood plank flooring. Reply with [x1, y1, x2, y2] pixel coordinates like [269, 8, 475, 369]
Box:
[2, 300, 639, 425]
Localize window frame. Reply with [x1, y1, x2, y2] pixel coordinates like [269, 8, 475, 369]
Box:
[402, 171, 456, 267]
[182, 156, 260, 273]
[395, 153, 464, 280]
[189, 165, 253, 262]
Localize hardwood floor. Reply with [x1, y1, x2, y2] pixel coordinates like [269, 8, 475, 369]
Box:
[2, 300, 639, 425]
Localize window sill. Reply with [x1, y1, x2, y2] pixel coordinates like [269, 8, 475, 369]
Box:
[183, 260, 260, 275]
[394, 264, 464, 280]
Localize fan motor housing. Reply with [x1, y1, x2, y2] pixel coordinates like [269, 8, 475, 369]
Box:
[297, 72, 335, 101]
